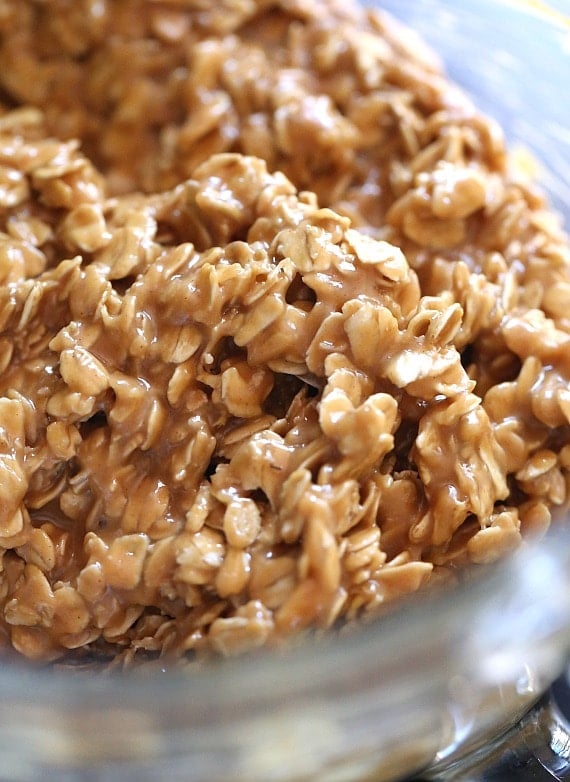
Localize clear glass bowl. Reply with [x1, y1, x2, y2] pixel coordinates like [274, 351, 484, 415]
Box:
[1, 2, 569, 781]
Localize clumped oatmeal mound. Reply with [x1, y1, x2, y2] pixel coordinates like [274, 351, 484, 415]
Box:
[0, 1, 569, 665]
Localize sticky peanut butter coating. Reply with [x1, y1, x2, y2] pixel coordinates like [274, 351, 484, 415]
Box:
[0, 0, 568, 664]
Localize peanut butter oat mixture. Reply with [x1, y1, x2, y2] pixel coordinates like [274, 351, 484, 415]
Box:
[0, 0, 569, 665]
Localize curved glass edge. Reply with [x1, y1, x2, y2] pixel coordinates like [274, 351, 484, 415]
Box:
[1, 539, 564, 776]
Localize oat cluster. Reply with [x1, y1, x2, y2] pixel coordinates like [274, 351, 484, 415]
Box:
[0, 0, 569, 664]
